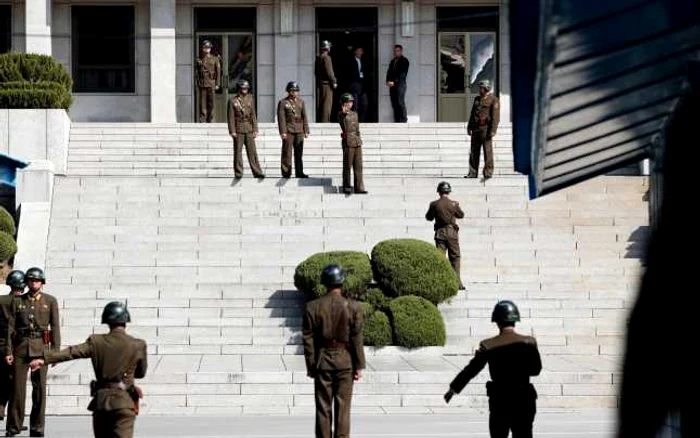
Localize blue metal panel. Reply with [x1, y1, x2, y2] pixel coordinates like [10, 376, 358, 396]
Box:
[0, 152, 29, 188]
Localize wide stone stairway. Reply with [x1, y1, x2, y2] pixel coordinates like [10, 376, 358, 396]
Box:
[40, 123, 648, 415]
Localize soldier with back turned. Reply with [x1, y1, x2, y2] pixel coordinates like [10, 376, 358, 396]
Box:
[316, 40, 337, 123]
[426, 181, 465, 290]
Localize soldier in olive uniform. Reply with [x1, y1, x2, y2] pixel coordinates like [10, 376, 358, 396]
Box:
[426, 182, 465, 290]
[445, 300, 542, 438]
[4, 267, 60, 437]
[338, 93, 367, 195]
[29, 302, 147, 438]
[316, 40, 337, 123]
[466, 80, 500, 179]
[228, 79, 265, 179]
[303, 264, 365, 438]
[196, 40, 221, 123]
[1, 271, 26, 424]
[277, 81, 310, 178]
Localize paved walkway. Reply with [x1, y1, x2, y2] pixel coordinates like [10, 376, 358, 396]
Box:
[15, 411, 617, 437]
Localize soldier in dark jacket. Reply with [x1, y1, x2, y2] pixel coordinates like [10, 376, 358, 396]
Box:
[426, 181, 465, 290]
[228, 79, 264, 179]
[316, 40, 337, 123]
[4, 267, 60, 437]
[466, 80, 500, 179]
[30, 301, 147, 438]
[445, 300, 542, 438]
[277, 81, 310, 178]
[0, 271, 25, 425]
[303, 264, 365, 438]
[338, 93, 367, 195]
[386, 44, 410, 123]
[196, 40, 221, 123]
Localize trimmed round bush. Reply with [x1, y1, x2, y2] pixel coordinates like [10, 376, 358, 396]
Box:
[371, 239, 459, 304]
[363, 310, 392, 348]
[0, 53, 73, 109]
[0, 231, 17, 261]
[0, 207, 15, 236]
[362, 287, 390, 312]
[388, 296, 446, 348]
[294, 251, 372, 300]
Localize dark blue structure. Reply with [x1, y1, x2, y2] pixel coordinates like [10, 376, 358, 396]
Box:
[0, 152, 28, 188]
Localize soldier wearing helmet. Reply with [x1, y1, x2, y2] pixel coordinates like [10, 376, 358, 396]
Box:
[445, 300, 542, 438]
[338, 93, 367, 195]
[315, 40, 337, 123]
[228, 79, 265, 180]
[302, 264, 365, 438]
[4, 267, 60, 437]
[426, 181, 465, 290]
[466, 79, 500, 179]
[277, 81, 310, 178]
[1, 271, 25, 423]
[30, 301, 147, 438]
[196, 39, 221, 123]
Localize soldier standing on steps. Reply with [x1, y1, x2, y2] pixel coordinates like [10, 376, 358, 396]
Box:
[228, 79, 265, 179]
[338, 93, 367, 195]
[316, 40, 337, 123]
[426, 181, 465, 290]
[196, 40, 221, 123]
[1, 271, 27, 430]
[466, 80, 500, 180]
[4, 267, 60, 437]
[444, 300, 542, 438]
[29, 301, 147, 438]
[303, 264, 365, 438]
[277, 81, 310, 179]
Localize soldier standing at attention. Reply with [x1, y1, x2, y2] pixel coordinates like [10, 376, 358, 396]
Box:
[444, 300, 542, 438]
[196, 40, 221, 123]
[466, 80, 500, 179]
[303, 265, 365, 438]
[277, 81, 310, 179]
[4, 267, 60, 437]
[1, 271, 26, 427]
[338, 93, 367, 195]
[426, 182, 465, 290]
[316, 40, 337, 123]
[228, 79, 265, 179]
[29, 302, 147, 438]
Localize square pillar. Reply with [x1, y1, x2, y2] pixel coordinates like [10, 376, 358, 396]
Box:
[273, 0, 299, 121]
[25, 0, 52, 55]
[150, 0, 177, 123]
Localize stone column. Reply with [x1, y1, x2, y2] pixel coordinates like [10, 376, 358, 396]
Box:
[25, 0, 52, 55]
[273, 0, 299, 122]
[150, 0, 177, 123]
[498, 0, 512, 125]
[393, 0, 420, 122]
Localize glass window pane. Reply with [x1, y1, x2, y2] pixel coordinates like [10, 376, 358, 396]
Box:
[227, 35, 254, 93]
[468, 33, 496, 94]
[439, 34, 466, 94]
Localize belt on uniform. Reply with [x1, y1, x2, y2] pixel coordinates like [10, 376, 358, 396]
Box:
[322, 341, 348, 349]
[95, 381, 127, 391]
[16, 330, 44, 339]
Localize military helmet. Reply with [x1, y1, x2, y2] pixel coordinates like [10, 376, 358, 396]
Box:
[202, 40, 212, 48]
[321, 40, 332, 50]
[491, 300, 521, 324]
[237, 79, 250, 90]
[340, 93, 354, 103]
[286, 81, 300, 92]
[101, 301, 131, 325]
[24, 267, 45, 284]
[437, 181, 452, 194]
[5, 270, 25, 289]
[321, 264, 346, 288]
[478, 80, 492, 90]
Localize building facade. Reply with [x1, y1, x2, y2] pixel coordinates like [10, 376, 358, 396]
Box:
[1, 0, 511, 124]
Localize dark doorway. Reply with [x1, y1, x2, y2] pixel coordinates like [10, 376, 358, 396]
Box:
[0, 5, 10, 54]
[316, 8, 378, 123]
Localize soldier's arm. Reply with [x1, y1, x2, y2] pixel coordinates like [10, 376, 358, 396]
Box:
[50, 296, 61, 350]
[385, 63, 392, 83]
[467, 101, 477, 132]
[302, 101, 310, 135]
[528, 338, 542, 376]
[302, 307, 316, 376]
[349, 305, 366, 370]
[425, 203, 435, 221]
[324, 56, 337, 85]
[491, 97, 500, 136]
[227, 99, 236, 136]
[44, 336, 94, 365]
[251, 99, 259, 133]
[4, 300, 15, 356]
[449, 344, 488, 393]
[135, 340, 148, 379]
[277, 101, 287, 135]
[454, 202, 465, 219]
[216, 57, 222, 88]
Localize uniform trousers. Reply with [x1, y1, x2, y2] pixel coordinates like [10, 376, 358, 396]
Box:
[281, 133, 305, 177]
[314, 368, 354, 438]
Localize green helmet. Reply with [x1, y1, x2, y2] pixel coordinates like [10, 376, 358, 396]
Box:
[321, 40, 332, 50]
[437, 181, 452, 194]
[5, 270, 25, 289]
[478, 80, 492, 90]
[101, 301, 131, 325]
[491, 300, 521, 324]
[237, 79, 250, 90]
[24, 267, 45, 284]
[340, 93, 354, 103]
[321, 264, 346, 288]
[286, 81, 300, 92]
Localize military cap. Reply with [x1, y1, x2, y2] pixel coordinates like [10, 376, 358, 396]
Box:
[102, 301, 131, 325]
[5, 270, 25, 289]
[237, 79, 250, 90]
[286, 81, 300, 92]
[491, 300, 521, 324]
[437, 181, 452, 194]
[478, 80, 491, 90]
[202, 40, 212, 48]
[340, 93, 354, 103]
[321, 40, 332, 50]
[321, 264, 346, 288]
[24, 267, 45, 284]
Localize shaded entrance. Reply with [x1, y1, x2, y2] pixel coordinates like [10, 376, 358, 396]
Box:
[316, 8, 378, 123]
[0, 5, 10, 54]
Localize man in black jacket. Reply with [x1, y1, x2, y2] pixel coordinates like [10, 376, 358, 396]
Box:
[386, 44, 410, 123]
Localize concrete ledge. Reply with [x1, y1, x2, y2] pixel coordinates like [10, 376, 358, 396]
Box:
[14, 201, 51, 271]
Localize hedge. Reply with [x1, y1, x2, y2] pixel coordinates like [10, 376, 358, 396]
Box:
[363, 310, 392, 347]
[0, 53, 73, 109]
[0, 207, 15, 236]
[294, 251, 372, 300]
[371, 239, 459, 304]
[0, 231, 17, 261]
[388, 296, 446, 348]
[362, 287, 390, 312]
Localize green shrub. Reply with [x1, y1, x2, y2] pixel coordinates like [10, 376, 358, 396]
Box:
[0, 53, 73, 109]
[388, 296, 446, 348]
[362, 287, 390, 312]
[363, 310, 392, 348]
[0, 207, 15, 236]
[371, 239, 459, 304]
[0, 231, 17, 261]
[294, 251, 372, 300]
[0, 81, 72, 109]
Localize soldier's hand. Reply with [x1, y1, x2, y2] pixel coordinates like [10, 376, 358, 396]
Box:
[29, 359, 44, 371]
[387, 81, 394, 87]
[305, 133, 309, 139]
[468, 129, 472, 136]
[5, 355, 13, 365]
[231, 133, 237, 138]
[281, 133, 287, 140]
[333, 83, 337, 89]
[216, 86, 220, 91]
[354, 370, 362, 381]
[444, 389, 455, 404]
[253, 132, 258, 138]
